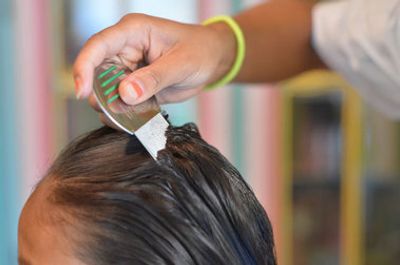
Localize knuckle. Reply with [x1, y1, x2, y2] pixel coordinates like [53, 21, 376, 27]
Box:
[88, 28, 113, 47]
[119, 13, 152, 32]
[119, 14, 132, 23]
[147, 70, 162, 92]
[119, 13, 147, 24]
[88, 31, 104, 43]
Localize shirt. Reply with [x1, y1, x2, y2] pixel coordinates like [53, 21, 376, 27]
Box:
[313, 0, 400, 119]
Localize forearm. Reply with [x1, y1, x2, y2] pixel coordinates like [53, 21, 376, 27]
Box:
[233, 0, 326, 83]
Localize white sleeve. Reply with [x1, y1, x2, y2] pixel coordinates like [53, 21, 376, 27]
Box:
[312, 0, 400, 119]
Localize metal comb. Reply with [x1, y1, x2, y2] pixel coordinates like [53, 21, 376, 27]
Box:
[93, 58, 169, 159]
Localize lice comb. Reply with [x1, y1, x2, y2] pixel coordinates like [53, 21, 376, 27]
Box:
[93, 58, 169, 160]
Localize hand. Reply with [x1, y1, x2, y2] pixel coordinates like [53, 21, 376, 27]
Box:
[73, 14, 236, 109]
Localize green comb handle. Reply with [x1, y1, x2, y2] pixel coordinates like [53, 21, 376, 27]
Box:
[93, 59, 168, 161]
[95, 64, 129, 105]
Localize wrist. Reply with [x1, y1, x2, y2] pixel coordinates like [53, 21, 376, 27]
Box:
[205, 21, 237, 85]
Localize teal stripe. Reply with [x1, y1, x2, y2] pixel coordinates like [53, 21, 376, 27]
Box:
[232, 85, 245, 175]
[0, 1, 20, 264]
[230, 0, 245, 176]
[231, 0, 242, 13]
[162, 98, 197, 126]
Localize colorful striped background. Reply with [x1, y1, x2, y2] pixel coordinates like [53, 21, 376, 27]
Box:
[0, 1, 282, 264]
[1, 0, 20, 264]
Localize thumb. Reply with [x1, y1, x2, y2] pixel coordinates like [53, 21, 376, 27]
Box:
[118, 55, 184, 105]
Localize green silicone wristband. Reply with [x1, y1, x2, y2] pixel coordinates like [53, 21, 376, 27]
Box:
[202, 15, 246, 90]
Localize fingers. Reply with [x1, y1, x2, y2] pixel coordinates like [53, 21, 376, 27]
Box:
[73, 23, 131, 99]
[90, 94, 116, 129]
[88, 93, 101, 112]
[91, 93, 121, 131]
[99, 113, 120, 131]
[75, 14, 211, 110]
[118, 50, 188, 105]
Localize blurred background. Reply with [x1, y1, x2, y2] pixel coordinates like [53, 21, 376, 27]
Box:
[1, 0, 399, 265]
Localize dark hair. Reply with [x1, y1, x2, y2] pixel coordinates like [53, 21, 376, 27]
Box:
[43, 124, 276, 265]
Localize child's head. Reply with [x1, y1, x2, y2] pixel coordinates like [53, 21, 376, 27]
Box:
[18, 124, 276, 265]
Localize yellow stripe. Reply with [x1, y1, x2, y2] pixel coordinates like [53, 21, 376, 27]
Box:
[281, 70, 364, 265]
[341, 88, 363, 265]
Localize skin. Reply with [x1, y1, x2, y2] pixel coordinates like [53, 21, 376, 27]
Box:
[73, 0, 325, 126]
[18, 181, 86, 265]
[234, 0, 325, 82]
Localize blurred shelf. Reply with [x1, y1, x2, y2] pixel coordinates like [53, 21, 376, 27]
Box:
[293, 177, 341, 190]
[365, 178, 400, 192]
[282, 70, 363, 265]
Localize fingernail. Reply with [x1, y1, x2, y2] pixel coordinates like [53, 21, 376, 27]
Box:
[74, 76, 83, 99]
[76, 90, 82, 100]
[124, 81, 143, 101]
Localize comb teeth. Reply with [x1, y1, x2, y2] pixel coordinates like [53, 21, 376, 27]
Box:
[97, 66, 127, 105]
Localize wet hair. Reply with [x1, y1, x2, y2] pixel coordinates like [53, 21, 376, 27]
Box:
[43, 124, 276, 265]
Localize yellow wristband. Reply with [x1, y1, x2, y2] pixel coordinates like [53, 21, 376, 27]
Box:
[202, 15, 246, 90]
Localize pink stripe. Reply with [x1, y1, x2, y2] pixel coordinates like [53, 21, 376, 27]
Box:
[36, 0, 53, 155]
[197, 0, 234, 160]
[198, 0, 231, 20]
[198, 89, 233, 160]
[15, 0, 53, 200]
[243, 85, 284, 259]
